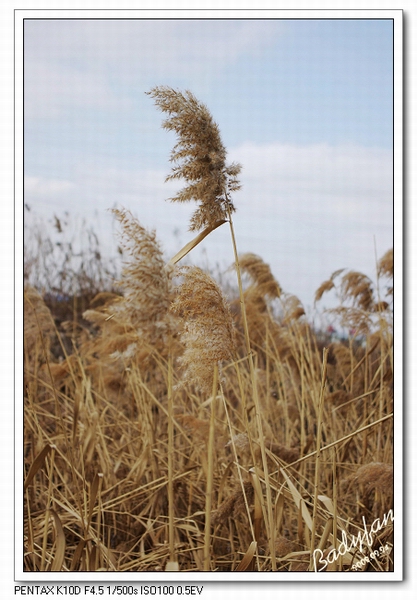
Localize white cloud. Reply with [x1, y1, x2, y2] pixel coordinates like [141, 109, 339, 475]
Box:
[232, 141, 392, 197]
[24, 20, 282, 70]
[225, 142, 393, 304]
[23, 20, 284, 119]
[230, 141, 392, 231]
[25, 175, 76, 199]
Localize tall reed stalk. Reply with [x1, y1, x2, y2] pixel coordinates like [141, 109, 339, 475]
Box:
[204, 365, 219, 571]
[148, 85, 278, 570]
[227, 208, 277, 570]
[167, 356, 176, 567]
[309, 347, 329, 571]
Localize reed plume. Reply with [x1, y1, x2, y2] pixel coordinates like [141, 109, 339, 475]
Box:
[281, 294, 306, 323]
[344, 462, 393, 514]
[111, 208, 173, 337]
[147, 86, 241, 232]
[340, 271, 374, 311]
[353, 462, 393, 497]
[317, 268, 375, 312]
[314, 262, 393, 334]
[232, 253, 282, 349]
[377, 248, 393, 280]
[211, 481, 254, 527]
[239, 252, 282, 300]
[314, 279, 335, 304]
[83, 209, 174, 353]
[24, 285, 56, 361]
[377, 248, 393, 298]
[314, 268, 346, 304]
[171, 266, 236, 394]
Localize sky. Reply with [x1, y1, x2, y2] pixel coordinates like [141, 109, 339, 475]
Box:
[23, 17, 394, 313]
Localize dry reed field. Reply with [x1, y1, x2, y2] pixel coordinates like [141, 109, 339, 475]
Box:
[23, 87, 394, 573]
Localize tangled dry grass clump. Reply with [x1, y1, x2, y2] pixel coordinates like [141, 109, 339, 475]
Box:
[23, 88, 394, 573]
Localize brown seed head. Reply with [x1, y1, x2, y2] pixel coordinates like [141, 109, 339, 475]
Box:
[111, 208, 173, 340]
[147, 86, 241, 231]
[171, 266, 236, 394]
[282, 294, 305, 323]
[378, 248, 393, 279]
[239, 253, 282, 300]
[340, 270, 374, 311]
[354, 462, 393, 496]
[314, 279, 335, 303]
[24, 286, 56, 359]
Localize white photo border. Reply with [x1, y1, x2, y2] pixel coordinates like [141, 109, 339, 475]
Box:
[15, 7, 403, 584]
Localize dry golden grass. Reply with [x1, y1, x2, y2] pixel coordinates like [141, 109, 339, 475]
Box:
[23, 88, 394, 573]
[23, 244, 394, 572]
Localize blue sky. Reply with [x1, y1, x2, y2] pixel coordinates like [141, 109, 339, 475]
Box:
[24, 18, 394, 312]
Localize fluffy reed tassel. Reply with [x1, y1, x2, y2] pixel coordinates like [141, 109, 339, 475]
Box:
[314, 268, 346, 304]
[239, 253, 282, 300]
[342, 462, 393, 514]
[171, 266, 236, 394]
[314, 279, 335, 304]
[112, 208, 172, 332]
[315, 267, 377, 333]
[340, 271, 374, 311]
[378, 248, 393, 297]
[281, 294, 305, 323]
[147, 86, 241, 232]
[353, 462, 393, 498]
[211, 481, 254, 526]
[84, 209, 173, 353]
[378, 248, 393, 280]
[24, 285, 56, 360]
[232, 253, 282, 346]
